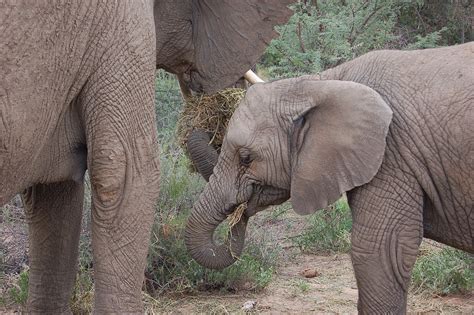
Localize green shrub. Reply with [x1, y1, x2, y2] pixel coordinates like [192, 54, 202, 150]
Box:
[262, 1, 405, 77]
[294, 198, 352, 254]
[412, 247, 474, 295]
[8, 269, 28, 305]
[261, 0, 471, 79]
[407, 27, 447, 49]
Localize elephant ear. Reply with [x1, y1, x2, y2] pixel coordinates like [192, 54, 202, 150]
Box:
[191, 0, 293, 93]
[290, 80, 392, 215]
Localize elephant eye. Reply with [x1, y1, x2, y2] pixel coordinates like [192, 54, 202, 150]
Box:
[240, 154, 252, 167]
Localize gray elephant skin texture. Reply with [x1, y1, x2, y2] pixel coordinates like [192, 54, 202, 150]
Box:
[0, 1, 293, 313]
[185, 42, 474, 314]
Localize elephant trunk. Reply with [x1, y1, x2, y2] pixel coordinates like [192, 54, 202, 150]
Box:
[185, 179, 247, 269]
[186, 130, 218, 182]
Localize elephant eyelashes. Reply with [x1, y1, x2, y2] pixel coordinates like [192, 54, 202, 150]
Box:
[240, 154, 252, 167]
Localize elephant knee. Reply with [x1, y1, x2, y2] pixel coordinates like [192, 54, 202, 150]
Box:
[90, 137, 127, 210]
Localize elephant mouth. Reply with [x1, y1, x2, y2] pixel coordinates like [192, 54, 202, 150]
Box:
[243, 185, 290, 217]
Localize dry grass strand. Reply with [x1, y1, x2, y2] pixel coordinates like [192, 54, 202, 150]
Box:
[228, 203, 247, 228]
[177, 88, 245, 150]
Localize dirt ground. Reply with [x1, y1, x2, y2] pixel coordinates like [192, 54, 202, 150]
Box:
[1, 199, 473, 314]
[147, 251, 473, 314]
[146, 209, 473, 314]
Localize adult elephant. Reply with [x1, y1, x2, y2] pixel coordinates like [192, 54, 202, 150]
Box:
[185, 43, 474, 314]
[0, 1, 292, 313]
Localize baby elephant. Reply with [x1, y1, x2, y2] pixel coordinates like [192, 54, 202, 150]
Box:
[185, 42, 474, 314]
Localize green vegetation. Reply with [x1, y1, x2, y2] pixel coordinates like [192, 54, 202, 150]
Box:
[292, 279, 311, 294]
[412, 247, 474, 295]
[294, 198, 352, 254]
[8, 269, 28, 305]
[261, 0, 472, 78]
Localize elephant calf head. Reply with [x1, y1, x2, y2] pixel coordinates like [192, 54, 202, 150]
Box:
[185, 76, 392, 269]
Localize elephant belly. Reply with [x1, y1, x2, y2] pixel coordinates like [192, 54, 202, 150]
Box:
[0, 103, 87, 205]
[422, 179, 474, 253]
[0, 2, 107, 203]
[419, 113, 474, 252]
[423, 205, 474, 253]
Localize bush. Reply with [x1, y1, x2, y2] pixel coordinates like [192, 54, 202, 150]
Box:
[8, 269, 28, 305]
[260, 0, 471, 79]
[294, 198, 352, 254]
[262, 1, 406, 78]
[406, 27, 447, 49]
[412, 247, 474, 295]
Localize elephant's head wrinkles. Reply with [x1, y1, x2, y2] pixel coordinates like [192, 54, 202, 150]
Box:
[153, 0, 293, 94]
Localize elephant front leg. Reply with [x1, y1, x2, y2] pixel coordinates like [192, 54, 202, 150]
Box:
[82, 66, 159, 311]
[88, 129, 159, 313]
[348, 166, 424, 314]
[77, 22, 159, 311]
[23, 181, 84, 314]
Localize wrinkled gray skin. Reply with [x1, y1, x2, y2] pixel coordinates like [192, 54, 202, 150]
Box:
[187, 130, 219, 182]
[185, 43, 474, 314]
[0, 0, 292, 313]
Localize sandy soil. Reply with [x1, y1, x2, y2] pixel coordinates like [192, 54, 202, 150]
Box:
[146, 250, 473, 314]
[145, 209, 473, 314]
[1, 199, 473, 314]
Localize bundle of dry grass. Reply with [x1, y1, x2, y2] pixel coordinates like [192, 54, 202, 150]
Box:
[177, 88, 246, 151]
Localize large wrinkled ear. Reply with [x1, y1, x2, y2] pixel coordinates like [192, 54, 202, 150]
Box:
[191, 0, 293, 93]
[290, 80, 392, 215]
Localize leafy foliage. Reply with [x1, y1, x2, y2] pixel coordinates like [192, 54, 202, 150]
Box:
[261, 0, 472, 78]
[406, 27, 447, 49]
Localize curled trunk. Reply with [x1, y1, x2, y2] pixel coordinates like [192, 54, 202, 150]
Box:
[185, 176, 247, 269]
[186, 129, 219, 182]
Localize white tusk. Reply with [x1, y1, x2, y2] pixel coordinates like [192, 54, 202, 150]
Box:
[244, 70, 265, 84]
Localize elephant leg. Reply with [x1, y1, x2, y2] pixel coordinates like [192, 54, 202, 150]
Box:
[23, 181, 84, 314]
[80, 35, 159, 313]
[87, 132, 159, 312]
[348, 163, 423, 315]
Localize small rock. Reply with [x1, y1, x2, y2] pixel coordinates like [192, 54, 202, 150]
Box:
[242, 300, 257, 311]
[301, 268, 320, 278]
